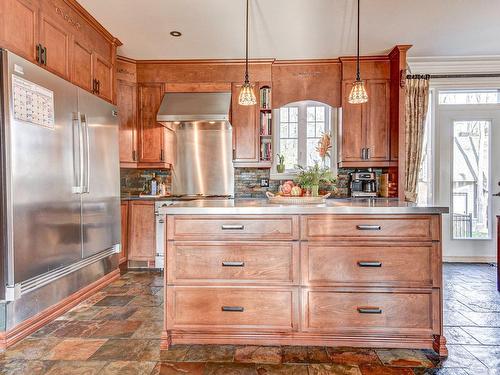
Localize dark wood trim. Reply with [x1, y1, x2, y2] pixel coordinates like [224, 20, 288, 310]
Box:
[0, 269, 120, 350]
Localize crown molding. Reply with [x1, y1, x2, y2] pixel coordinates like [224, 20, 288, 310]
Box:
[408, 55, 500, 75]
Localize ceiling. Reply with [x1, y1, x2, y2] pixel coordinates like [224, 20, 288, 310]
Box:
[79, 0, 500, 60]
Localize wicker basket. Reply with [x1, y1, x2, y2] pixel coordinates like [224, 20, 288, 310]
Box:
[266, 191, 330, 205]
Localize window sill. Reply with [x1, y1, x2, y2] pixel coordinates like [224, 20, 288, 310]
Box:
[269, 171, 298, 181]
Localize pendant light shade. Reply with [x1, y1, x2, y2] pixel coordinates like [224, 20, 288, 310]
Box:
[238, 0, 257, 106]
[348, 0, 368, 104]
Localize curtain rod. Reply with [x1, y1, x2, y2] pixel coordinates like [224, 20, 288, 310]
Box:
[407, 73, 500, 80]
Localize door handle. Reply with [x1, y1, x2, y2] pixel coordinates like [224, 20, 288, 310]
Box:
[40, 46, 47, 66]
[81, 113, 90, 194]
[221, 224, 244, 230]
[72, 112, 84, 194]
[36, 44, 42, 63]
[221, 306, 244, 312]
[356, 225, 381, 230]
[357, 307, 382, 314]
[366, 147, 370, 159]
[222, 261, 245, 267]
[357, 261, 382, 267]
[96, 80, 100, 95]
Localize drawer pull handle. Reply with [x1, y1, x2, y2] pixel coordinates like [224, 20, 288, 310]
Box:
[221, 224, 245, 230]
[357, 307, 382, 314]
[222, 261, 245, 267]
[222, 306, 244, 312]
[357, 261, 382, 267]
[356, 225, 381, 231]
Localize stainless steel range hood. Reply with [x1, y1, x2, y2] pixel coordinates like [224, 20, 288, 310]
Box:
[157, 92, 231, 122]
[156, 92, 234, 197]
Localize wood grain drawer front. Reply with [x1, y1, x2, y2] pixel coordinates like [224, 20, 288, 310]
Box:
[167, 287, 298, 331]
[303, 290, 434, 334]
[169, 216, 299, 240]
[168, 242, 299, 284]
[302, 244, 435, 286]
[302, 215, 437, 241]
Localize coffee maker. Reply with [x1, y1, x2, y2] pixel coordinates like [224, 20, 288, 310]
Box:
[349, 170, 377, 198]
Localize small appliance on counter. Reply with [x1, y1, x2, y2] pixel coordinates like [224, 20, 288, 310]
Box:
[349, 170, 378, 198]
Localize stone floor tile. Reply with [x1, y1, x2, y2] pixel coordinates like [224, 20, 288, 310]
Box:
[50, 320, 103, 338]
[46, 338, 107, 360]
[89, 320, 142, 338]
[132, 320, 163, 339]
[183, 345, 235, 362]
[58, 306, 105, 321]
[443, 327, 481, 345]
[128, 306, 163, 321]
[461, 327, 500, 345]
[308, 363, 362, 375]
[89, 339, 150, 361]
[444, 311, 477, 327]
[158, 362, 206, 374]
[441, 345, 488, 370]
[128, 294, 163, 307]
[44, 360, 107, 374]
[99, 360, 157, 374]
[255, 363, 309, 374]
[94, 295, 135, 307]
[375, 349, 434, 368]
[0, 359, 55, 374]
[76, 291, 107, 307]
[92, 306, 139, 321]
[204, 362, 257, 375]
[140, 339, 161, 361]
[327, 347, 381, 365]
[29, 320, 68, 338]
[358, 363, 414, 374]
[160, 345, 191, 362]
[281, 346, 330, 363]
[463, 345, 500, 369]
[234, 346, 282, 364]
[459, 312, 500, 327]
[5, 338, 60, 360]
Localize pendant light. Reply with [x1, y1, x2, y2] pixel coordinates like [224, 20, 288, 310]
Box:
[238, 0, 257, 106]
[348, 0, 368, 104]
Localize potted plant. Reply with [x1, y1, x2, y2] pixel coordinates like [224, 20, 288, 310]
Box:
[276, 154, 285, 173]
[295, 163, 335, 197]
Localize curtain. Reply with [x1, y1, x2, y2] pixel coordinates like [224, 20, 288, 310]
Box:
[404, 77, 430, 202]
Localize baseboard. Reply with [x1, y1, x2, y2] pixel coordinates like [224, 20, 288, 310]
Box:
[443, 256, 496, 263]
[0, 269, 120, 350]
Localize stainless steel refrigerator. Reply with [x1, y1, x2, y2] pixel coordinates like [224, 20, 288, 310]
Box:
[0, 49, 120, 329]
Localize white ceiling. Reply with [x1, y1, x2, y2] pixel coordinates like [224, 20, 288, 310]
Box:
[79, 0, 500, 60]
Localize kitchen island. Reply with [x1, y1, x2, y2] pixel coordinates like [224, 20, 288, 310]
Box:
[159, 199, 449, 356]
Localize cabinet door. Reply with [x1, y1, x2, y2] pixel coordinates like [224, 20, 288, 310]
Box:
[231, 83, 259, 162]
[364, 80, 390, 161]
[93, 53, 113, 102]
[339, 80, 364, 162]
[138, 84, 164, 163]
[0, 0, 38, 62]
[120, 202, 128, 264]
[117, 80, 138, 166]
[72, 40, 93, 92]
[39, 11, 70, 79]
[128, 201, 155, 262]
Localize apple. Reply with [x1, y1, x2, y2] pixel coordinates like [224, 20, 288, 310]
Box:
[291, 186, 302, 196]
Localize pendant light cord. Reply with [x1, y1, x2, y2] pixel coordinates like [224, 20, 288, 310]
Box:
[356, 0, 361, 81]
[245, 0, 250, 83]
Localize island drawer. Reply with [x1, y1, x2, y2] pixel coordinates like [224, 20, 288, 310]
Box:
[166, 286, 298, 331]
[301, 215, 439, 241]
[302, 289, 437, 334]
[167, 241, 299, 284]
[167, 215, 299, 240]
[302, 243, 438, 287]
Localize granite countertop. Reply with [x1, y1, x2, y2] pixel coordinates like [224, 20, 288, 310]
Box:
[158, 198, 449, 215]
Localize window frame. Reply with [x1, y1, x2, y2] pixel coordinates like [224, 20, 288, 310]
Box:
[271, 100, 336, 180]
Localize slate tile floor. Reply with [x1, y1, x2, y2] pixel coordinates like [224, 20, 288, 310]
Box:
[0, 263, 498, 374]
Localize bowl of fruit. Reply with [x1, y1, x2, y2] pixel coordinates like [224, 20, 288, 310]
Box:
[266, 180, 330, 205]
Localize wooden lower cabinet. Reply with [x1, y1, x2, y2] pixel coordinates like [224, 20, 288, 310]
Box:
[119, 201, 128, 265]
[163, 213, 446, 356]
[128, 201, 155, 262]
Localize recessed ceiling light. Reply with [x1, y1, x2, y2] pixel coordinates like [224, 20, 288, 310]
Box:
[170, 31, 182, 37]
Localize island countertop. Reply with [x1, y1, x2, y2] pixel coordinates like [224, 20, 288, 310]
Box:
[158, 198, 449, 215]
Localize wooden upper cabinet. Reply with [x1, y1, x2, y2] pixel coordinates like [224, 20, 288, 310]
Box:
[93, 52, 113, 102]
[138, 83, 166, 165]
[128, 201, 155, 262]
[364, 80, 390, 161]
[0, 0, 38, 62]
[340, 80, 364, 162]
[231, 82, 259, 163]
[117, 79, 137, 166]
[72, 39, 93, 92]
[38, 11, 71, 79]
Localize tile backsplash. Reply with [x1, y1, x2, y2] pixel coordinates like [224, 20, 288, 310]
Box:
[120, 169, 171, 196]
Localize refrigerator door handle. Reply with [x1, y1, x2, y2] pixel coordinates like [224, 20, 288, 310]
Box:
[72, 112, 84, 194]
[81, 113, 90, 194]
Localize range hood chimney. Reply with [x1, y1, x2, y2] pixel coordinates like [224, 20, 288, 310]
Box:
[156, 92, 231, 123]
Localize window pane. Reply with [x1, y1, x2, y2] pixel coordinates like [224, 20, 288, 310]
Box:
[315, 122, 325, 137]
[307, 122, 316, 137]
[306, 107, 315, 122]
[307, 138, 320, 167]
[280, 108, 288, 122]
[289, 107, 298, 122]
[280, 139, 298, 169]
[452, 120, 490, 239]
[289, 122, 298, 137]
[316, 106, 325, 121]
[439, 90, 500, 105]
[280, 123, 288, 138]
